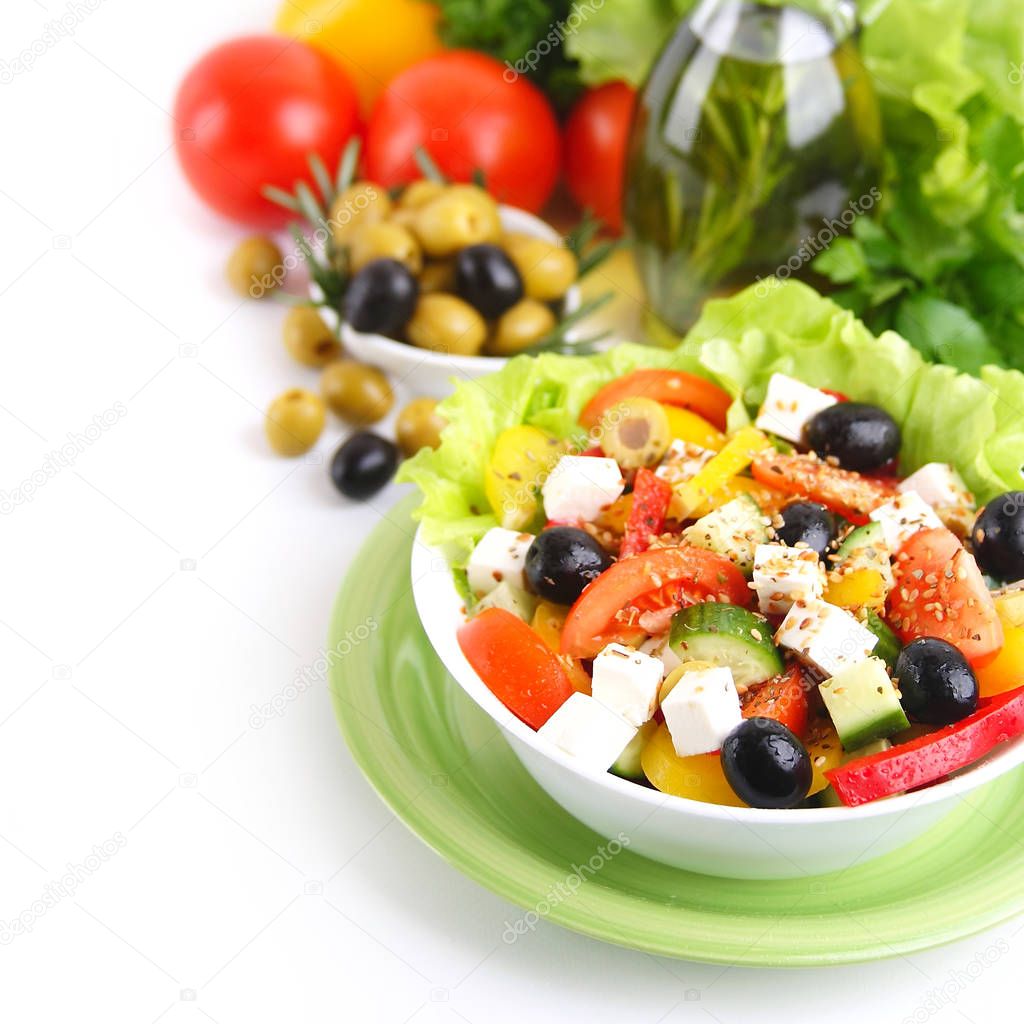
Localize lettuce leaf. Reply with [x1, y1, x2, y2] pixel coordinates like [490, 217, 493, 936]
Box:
[399, 281, 1024, 561]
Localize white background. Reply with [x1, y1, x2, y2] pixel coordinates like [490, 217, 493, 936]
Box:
[1, 0, 1020, 1020]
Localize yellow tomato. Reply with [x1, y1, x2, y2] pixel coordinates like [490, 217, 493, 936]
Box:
[274, 0, 443, 116]
[484, 425, 564, 530]
[661, 405, 726, 451]
[825, 568, 888, 611]
[640, 723, 747, 806]
[530, 601, 592, 694]
[976, 616, 1024, 699]
[805, 717, 843, 796]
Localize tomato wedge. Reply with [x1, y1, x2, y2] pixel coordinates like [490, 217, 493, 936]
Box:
[560, 546, 751, 658]
[888, 527, 1003, 667]
[579, 370, 732, 431]
[619, 468, 673, 558]
[826, 685, 1024, 807]
[741, 664, 810, 739]
[458, 608, 573, 729]
[751, 451, 894, 524]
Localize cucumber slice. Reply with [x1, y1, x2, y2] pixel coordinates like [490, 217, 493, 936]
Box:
[819, 657, 909, 749]
[669, 603, 783, 689]
[864, 609, 901, 670]
[474, 581, 537, 622]
[610, 720, 657, 781]
[836, 522, 885, 561]
[681, 494, 770, 575]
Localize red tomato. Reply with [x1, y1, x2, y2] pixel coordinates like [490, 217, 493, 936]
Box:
[563, 82, 635, 234]
[579, 370, 732, 431]
[888, 528, 1004, 667]
[560, 547, 751, 659]
[741, 665, 810, 738]
[173, 36, 361, 227]
[364, 52, 560, 212]
[751, 451, 894, 524]
[458, 608, 573, 729]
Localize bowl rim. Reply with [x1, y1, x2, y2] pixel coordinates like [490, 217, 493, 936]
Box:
[410, 528, 1024, 826]
[316, 203, 583, 373]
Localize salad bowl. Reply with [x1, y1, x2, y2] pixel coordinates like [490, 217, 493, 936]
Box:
[401, 279, 1024, 880]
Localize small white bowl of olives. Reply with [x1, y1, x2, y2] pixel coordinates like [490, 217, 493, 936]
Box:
[311, 181, 583, 398]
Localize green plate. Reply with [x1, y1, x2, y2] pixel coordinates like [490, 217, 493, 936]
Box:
[329, 496, 1024, 966]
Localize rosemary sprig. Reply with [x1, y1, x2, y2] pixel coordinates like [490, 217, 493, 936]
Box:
[565, 209, 627, 278]
[524, 292, 614, 355]
[414, 146, 448, 184]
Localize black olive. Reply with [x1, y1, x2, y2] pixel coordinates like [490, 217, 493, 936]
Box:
[454, 244, 524, 319]
[804, 402, 901, 471]
[344, 258, 419, 337]
[524, 526, 612, 605]
[720, 718, 812, 809]
[329, 432, 399, 500]
[773, 501, 836, 560]
[894, 637, 978, 725]
[971, 492, 1024, 582]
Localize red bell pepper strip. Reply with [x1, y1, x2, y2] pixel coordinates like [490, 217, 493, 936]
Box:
[825, 686, 1024, 807]
[619, 468, 673, 558]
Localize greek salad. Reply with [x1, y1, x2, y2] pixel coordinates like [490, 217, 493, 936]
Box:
[447, 367, 1024, 809]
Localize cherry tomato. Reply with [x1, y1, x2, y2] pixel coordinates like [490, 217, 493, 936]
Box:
[560, 546, 751, 659]
[563, 82, 635, 234]
[458, 608, 573, 729]
[364, 52, 560, 212]
[888, 527, 1003, 668]
[174, 36, 360, 227]
[274, 0, 443, 116]
[579, 369, 732, 432]
[741, 665, 810, 739]
[751, 451, 894, 524]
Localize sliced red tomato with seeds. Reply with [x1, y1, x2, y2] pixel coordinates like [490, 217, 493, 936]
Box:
[888, 527, 1003, 667]
[741, 664, 810, 738]
[751, 451, 894, 524]
[560, 546, 751, 659]
[579, 369, 732, 431]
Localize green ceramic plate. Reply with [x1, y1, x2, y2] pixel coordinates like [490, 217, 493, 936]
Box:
[328, 496, 1024, 966]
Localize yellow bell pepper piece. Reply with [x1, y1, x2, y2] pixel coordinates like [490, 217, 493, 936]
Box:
[661, 405, 726, 451]
[594, 493, 632, 534]
[805, 717, 843, 796]
[485, 426, 564, 530]
[976, 608, 1024, 699]
[671, 427, 773, 519]
[641, 723, 747, 806]
[996, 590, 1024, 629]
[531, 601, 592, 694]
[690, 474, 786, 518]
[825, 568, 888, 611]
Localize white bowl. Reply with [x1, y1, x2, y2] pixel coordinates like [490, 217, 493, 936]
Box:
[314, 206, 583, 399]
[411, 532, 1024, 879]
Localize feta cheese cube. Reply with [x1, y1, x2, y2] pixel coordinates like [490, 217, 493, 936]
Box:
[537, 692, 637, 771]
[752, 543, 826, 615]
[660, 664, 742, 757]
[898, 463, 974, 510]
[755, 373, 838, 444]
[591, 642, 664, 726]
[639, 633, 683, 675]
[775, 600, 878, 677]
[655, 439, 715, 487]
[541, 455, 624, 523]
[466, 527, 534, 597]
[869, 492, 944, 553]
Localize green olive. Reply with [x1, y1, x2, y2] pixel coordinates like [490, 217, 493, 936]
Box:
[265, 388, 326, 457]
[598, 396, 672, 469]
[395, 397, 446, 456]
[321, 360, 394, 425]
[487, 299, 556, 356]
[282, 306, 342, 367]
[418, 260, 456, 294]
[504, 235, 578, 301]
[348, 222, 423, 274]
[329, 181, 391, 246]
[226, 235, 283, 298]
[400, 180, 447, 210]
[413, 189, 502, 257]
[406, 294, 487, 355]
